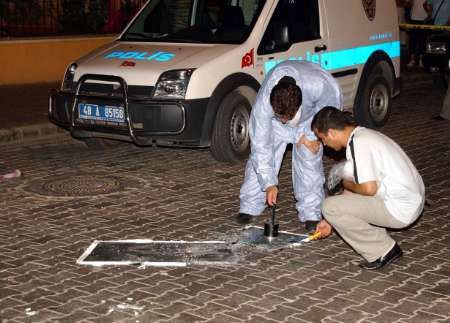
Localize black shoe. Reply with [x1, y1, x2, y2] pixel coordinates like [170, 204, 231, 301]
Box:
[304, 220, 319, 233]
[236, 213, 255, 224]
[359, 243, 403, 270]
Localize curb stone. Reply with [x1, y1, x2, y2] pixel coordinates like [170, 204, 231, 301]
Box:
[0, 122, 70, 145]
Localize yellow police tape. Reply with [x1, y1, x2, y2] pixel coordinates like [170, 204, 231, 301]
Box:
[399, 23, 450, 31]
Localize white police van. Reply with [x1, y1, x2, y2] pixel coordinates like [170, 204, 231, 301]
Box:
[49, 0, 400, 162]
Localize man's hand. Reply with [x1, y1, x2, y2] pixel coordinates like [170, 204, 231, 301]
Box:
[315, 219, 332, 238]
[266, 185, 278, 206]
[297, 135, 320, 154]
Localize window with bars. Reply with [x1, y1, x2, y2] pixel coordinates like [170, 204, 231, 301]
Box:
[0, 0, 146, 38]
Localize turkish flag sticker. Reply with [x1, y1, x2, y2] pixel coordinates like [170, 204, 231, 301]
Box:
[241, 48, 254, 68]
[121, 61, 136, 67]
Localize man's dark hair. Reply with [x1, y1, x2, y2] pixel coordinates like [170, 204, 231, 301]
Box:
[311, 106, 358, 133]
[270, 76, 302, 118]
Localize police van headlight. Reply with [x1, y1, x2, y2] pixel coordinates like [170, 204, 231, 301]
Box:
[153, 69, 194, 99]
[426, 42, 447, 55]
[62, 63, 78, 91]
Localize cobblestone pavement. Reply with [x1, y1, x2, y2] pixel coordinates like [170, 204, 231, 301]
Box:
[1, 81, 449, 323]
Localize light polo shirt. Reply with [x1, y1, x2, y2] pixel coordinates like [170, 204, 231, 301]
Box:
[411, 0, 428, 21]
[346, 127, 425, 224]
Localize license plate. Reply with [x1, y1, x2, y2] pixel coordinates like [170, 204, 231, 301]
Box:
[78, 103, 125, 123]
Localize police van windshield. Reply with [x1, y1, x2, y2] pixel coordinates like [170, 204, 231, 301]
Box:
[121, 0, 266, 44]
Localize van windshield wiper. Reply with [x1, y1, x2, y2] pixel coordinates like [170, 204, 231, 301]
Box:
[162, 37, 204, 43]
[122, 32, 169, 41]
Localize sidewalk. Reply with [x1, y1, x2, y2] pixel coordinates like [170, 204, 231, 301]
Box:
[0, 81, 68, 143]
[0, 68, 434, 144]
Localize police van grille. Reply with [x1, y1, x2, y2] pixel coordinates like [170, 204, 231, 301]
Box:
[72, 82, 154, 99]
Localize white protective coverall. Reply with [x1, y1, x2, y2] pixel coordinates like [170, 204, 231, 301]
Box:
[239, 60, 343, 221]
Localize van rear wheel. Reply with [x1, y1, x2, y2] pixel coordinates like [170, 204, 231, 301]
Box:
[354, 74, 391, 128]
[210, 91, 251, 163]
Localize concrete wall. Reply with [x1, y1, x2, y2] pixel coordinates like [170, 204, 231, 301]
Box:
[0, 36, 115, 86]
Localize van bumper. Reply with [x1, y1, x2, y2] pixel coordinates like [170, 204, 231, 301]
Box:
[49, 89, 210, 147]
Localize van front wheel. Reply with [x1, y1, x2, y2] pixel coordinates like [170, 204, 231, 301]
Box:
[354, 74, 391, 128]
[210, 91, 251, 163]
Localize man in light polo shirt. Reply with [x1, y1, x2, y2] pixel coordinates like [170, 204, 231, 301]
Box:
[311, 107, 425, 270]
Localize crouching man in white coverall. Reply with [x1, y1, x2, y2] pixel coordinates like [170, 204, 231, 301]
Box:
[236, 61, 343, 232]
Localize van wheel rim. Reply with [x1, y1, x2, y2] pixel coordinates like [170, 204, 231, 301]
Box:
[230, 104, 250, 153]
[369, 83, 389, 123]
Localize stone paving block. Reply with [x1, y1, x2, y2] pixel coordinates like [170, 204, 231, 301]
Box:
[400, 311, 449, 323]
[138, 280, 183, 296]
[247, 294, 287, 310]
[170, 273, 213, 287]
[359, 279, 398, 294]
[329, 308, 374, 322]
[72, 299, 114, 316]
[211, 313, 244, 322]
[223, 303, 268, 321]
[431, 265, 450, 278]
[323, 278, 361, 292]
[45, 288, 92, 305]
[407, 291, 450, 305]
[371, 289, 412, 306]
[53, 309, 101, 322]
[264, 305, 303, 322]
[294, 277, 334, 291]
[283, 295, 324, 312]
[78, 289, 124, 305]
[269, 285, 309, 301]
[430, 282, 450, 296]
[212, 292, 258, 309]
[31, 309, 66, 322]
[293, 305, 340, 322]
[152, 301, 198, 317]
[341, 287, 380, 303]
[207, 283, 251, 297]
[186, 301, 231, 319]
[247, 314, 279, 323]
[386, 299, 428, 316]
[12, 296, 61, 314]
[161, 312, 207, 322]
[0, 297, 26, 311]
[183, 291, 224, 308]
[85, 309, 139, 323]
[368, 309, 411, 323]
[320, 296, 359, 313]
[307, 286, 345, 301]
[172, 281, 216, 297]
[423, 300, 450, 317]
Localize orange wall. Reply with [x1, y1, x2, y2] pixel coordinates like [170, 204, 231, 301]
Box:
[0, 36, 115, 85]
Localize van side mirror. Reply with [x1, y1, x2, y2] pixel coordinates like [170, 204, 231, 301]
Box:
[261, 22, 290, 53]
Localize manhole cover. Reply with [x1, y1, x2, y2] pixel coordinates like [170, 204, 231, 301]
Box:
[24, 174, 135, 196]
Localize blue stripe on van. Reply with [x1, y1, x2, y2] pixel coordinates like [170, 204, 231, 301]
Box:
[263, 40, 400, 73]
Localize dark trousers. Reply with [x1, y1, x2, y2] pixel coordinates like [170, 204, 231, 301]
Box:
[408, 19, 429, 59]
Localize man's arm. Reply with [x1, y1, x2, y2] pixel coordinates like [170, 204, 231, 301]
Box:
[342, 179, 378, 196]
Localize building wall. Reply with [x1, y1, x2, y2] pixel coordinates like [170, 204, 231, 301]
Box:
[0, 36, 115, 85]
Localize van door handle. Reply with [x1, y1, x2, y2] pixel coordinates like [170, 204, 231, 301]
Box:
[314, 45, 327, 52]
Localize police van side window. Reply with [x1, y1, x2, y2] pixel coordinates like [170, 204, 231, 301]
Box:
[257, 0, 320, 54]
